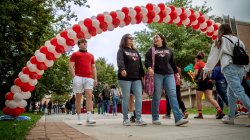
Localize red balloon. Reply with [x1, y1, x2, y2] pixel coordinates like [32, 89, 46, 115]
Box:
[189, 14, 196, 22]
[146, 3, 154, 11]
[186, 21, 192, 27]
[147, 11, 156, 19]
[55, 45, 65, 53]
[189, 8, 195, 14]
[37, 75, 42, 80]
[124, 16, 132, 25]
[14, 78, 22, 86]
[167, 19, 174, 24]
[20, 82, 35, 92]
[176, 19, 183, 26]
[5, 92, 14, 100]
[112, 18, 120, 27]
[158, 3, 165, 11]
[192, 24, 200, 30]
[121, 7, 129, 15]
[84, 18, 92, 28]
[11, 108, 22, 117]
[168, 5, 175, 11]
[76, 31, 85, 39]
[110, 11, 117, 19]
[50, 37, 58, 46]
[206, 31, 214, 37]
[3, 107, 11, 115]
[22, 67, 30, 74]
[72, 24, 81, 33]
[66, 39, 75, 46]
[97, 14, 105, 22]
[99, 22, 108, 31]
[40, 46, 48, 54]
[88, 26, 97, 36]
[198, 16, 205, 24]
[147, 19, 153, 24]
[212, 35, 217, 40]
[30, 56, 38, 64]
[135, 13, 143, 24]
[213, 24, 219, 31]
[134, 6, 141, 13]
[60, 30, 68, 39]
[17, 107, 25, 114]
[169, 11, 178, 20]
[159, 11, 167, 19]
[180, 13, 187, 20]
[201, 27, 207, 32]
[29, 72, 39, 79]
[206, 20, 212, 27]
[37, 62, 48, 70]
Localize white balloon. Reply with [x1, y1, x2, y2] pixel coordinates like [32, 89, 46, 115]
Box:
[47, 45, 56, 53]
[34, 50, 40, 55]
[18, 100, 27, 108]
[44, 59, 54, 67]
[54, 52, 62, 58]
[45, 40, 51, 47]
[22, 92, 31, 99]
[57, 37, 67, 46]
[203, 14, 209, 21]
[18, 72, 24, 78]
[153, 15, 160, 22]
[85, 33, 91, 39]
[185, 9, 191, 17]
[194, 11, 200, 18]
[67, 29, 77, 40]
[36, 69, 44, 75]
[6, 100, 18, 109]
[104, 15, 112, 24]
[165, 7, 172, 15]
[142, 16, 148, 23]
[140, 6, 148, 15]
[79, 22, 88, 33]
[29, 78, 38, 86]
[207, 26, 214, 32]
[131, 18, 136, 25]
[103, 11, 109, 15]
[11, 85, 21, 94]
[92, 19, 100, 27]
[163, 15, 171, 23]
[119, 21, 126, 27]
[14, 93, 23, 102]
[175, 8, 182, 15]
[27, 63, 37, 72]
[108, 24, 114, 31]
[128, 8, 136, 17]
[19, 74, 30, 83]
[26, 61, 31, 67]
[116, 10, 125, 20]
[173, 17, 181, 23]
[213, 30, 218, 36]
[35, 53, 46, 62]
[200, 22, 207, 29]
[96, 28, 103, 34]
[183, 18, 190, 26]
[192, 20, 198, 26]
[153, 5, 160, 14]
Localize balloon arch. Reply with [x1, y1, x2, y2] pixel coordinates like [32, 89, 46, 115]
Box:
[3, 3, 220, 117]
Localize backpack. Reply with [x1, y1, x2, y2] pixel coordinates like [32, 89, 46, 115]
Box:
[223, 36, 249, 65]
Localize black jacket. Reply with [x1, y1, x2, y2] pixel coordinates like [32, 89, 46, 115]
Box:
[117, 47, 145, 81]
[145, 47, 178, 74]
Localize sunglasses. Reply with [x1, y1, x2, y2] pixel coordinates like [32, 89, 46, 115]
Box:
[127, 37, 134, 40]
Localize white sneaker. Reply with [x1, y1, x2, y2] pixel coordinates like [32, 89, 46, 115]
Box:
[86, 119, 96, 125]
[152, 120, 162, 125]
[123, 119, 131, 126]
[175, 119, 189, 126]
[135, 118, 147, 126]
[222, 117, 234, 125]
[77, 121, 82, 125]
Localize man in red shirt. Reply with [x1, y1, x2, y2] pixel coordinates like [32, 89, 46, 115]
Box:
[69, 38, 97, 125]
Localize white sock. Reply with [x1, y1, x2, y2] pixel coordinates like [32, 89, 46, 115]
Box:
[87, 111, 91, 119]
[130, 112, 134, 117]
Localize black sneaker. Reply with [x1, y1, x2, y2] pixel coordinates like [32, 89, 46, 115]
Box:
[216, 112, 225, 119]
[194, 114, 203, 119]
[130, 116, 135, 123]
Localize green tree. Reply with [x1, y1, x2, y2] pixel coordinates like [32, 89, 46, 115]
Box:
[134, 0, 213, 81]
[0, 0, 89, 109]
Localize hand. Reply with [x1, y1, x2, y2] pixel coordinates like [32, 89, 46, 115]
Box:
[94, 79, 98, 87]
[148, 68, 154, 76]
[121, 70, 127, 77]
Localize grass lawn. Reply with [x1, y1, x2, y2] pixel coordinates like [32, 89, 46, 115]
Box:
[0, 111, 42, 140]
[187, 106, 228, 115]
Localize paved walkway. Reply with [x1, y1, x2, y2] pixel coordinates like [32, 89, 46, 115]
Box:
[26, 113, 250, 140]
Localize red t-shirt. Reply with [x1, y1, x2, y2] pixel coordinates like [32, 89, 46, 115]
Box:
[194, 61, 206, 72]
[70, 51, 95, 78]
[174, 67, 181, 86]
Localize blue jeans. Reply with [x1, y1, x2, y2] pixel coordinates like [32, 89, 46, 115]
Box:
[71, 104, 76, 114]
[112, 96, 119, 114]
[215, 80, 229, 110]
[102, 100, 110, 113]
[97, 103, 102, 114]
[223, 64, 250, 118]
[118, 80, 142, 121]
[152, 73, 183, 122]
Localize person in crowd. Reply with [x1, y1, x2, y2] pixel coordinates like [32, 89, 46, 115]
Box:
[117, 33, 147, 126]
[110, 85, 120, 116]
[145, 33, 188, 126]
[193, 52, 225, 119]
[70, 95, 76, 115]
[69, 38, 97, 125]
[65, 100, 71, 114]
[203, 23, 250, 125]
[98, 92, 103, 114]
[102, 84, 111, 115]
[47, 101, 52, 115]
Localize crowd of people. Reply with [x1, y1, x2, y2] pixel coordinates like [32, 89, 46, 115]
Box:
[66, 23, 249, 127]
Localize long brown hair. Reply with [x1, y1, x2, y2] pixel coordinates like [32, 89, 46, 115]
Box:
[153, 33, 167, 48]
[119, 33, 135, 49]
[216, 23, 234, 48]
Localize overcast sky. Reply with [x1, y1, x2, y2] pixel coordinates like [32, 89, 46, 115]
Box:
[69, 0, 250, 69]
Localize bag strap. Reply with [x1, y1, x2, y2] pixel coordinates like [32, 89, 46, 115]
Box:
[223, 36, 234, 44]
[152, 47, 155, 70]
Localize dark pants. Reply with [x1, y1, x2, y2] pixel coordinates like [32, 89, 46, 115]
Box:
[215, 80, 229, 110]
[102, 100, 110, 113]
[166, 85, 186, 115]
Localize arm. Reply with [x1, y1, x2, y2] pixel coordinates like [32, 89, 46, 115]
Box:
[145, 48, 152, 69]
[169, 50, 178, 74]
[117, 49, 126, 72]
[92, 64, 97, 86]
[69, 61, 75, 77]
[203, 43, 221, 72]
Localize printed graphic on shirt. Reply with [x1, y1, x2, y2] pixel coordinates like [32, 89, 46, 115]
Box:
[124, 51, 139, 61]
[155, 50, 170, 58]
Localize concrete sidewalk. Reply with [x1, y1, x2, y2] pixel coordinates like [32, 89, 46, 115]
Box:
[26, 113, 250, 140]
